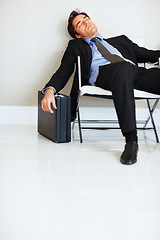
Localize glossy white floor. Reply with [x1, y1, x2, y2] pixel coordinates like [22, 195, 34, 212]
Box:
[0, 124, 160, 240]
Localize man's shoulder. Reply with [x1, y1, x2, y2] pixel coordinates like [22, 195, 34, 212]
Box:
[104, 34, 128, 42]
[68, 38, 88, 47]
[66, 38, 91, 56]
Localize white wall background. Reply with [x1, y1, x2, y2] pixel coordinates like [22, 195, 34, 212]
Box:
[1, 0, 160, 106]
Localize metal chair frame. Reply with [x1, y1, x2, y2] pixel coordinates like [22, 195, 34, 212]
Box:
[73, 56, 160, 143]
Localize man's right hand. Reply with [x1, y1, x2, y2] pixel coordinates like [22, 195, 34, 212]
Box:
[41, 88, 57, 113]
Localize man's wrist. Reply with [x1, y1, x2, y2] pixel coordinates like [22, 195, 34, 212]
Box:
[42, 86, 56, 95]
[45, 87, 55, 95]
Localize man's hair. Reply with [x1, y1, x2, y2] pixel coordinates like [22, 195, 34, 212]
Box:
[67, 9, 90, 38]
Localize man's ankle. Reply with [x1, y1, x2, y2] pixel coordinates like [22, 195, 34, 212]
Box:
[124, 130, 138, 143]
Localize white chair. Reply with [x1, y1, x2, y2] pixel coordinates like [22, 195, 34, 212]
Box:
[73, 56, 160, 143]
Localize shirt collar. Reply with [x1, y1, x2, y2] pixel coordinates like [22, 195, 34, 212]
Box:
[84, 33, 103, 44]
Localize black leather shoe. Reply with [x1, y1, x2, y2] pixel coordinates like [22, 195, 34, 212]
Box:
[120, 141, 138, 165]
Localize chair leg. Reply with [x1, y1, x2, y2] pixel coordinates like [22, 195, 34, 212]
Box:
[72, 120, 75, 130]
[77, 108, 83, 143]
[143, 99, 160, 128]
[146, 99, 159, 143]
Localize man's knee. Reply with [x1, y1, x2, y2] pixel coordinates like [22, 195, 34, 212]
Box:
[111, 62, 135, 83]
[109, 62, 135, 92]
[113, 61, 133, 76]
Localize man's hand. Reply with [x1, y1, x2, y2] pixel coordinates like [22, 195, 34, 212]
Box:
[41, 88, 57, 113]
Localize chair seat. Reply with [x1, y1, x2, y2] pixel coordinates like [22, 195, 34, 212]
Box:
[81, 85, 160, 99]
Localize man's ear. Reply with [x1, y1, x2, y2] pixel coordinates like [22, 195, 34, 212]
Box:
[75, 34, 82, 39]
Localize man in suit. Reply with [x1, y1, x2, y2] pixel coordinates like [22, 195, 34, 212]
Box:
[41, 9, 160, 165]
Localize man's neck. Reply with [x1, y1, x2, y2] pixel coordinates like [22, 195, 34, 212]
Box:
[90, 32, 99, 39]
[82, 32, 99, 40]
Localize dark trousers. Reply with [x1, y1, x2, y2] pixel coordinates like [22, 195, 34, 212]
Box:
[95, 62, 160, 136]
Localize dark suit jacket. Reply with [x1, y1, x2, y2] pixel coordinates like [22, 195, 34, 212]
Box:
[44, 35, 160, 121]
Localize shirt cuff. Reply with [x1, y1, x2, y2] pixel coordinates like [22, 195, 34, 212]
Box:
[41, 86, 56, 94]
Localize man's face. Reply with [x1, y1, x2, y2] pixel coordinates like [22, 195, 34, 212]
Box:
[72, 14, 98, 39]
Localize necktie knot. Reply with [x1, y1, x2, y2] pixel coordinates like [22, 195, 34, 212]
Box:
[91, 37, 99, 43]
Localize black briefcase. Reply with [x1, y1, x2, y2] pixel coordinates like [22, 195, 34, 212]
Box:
[38, 91, 71, 143]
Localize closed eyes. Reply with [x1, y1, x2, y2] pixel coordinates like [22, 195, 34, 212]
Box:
[76, 17, 89, 28]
